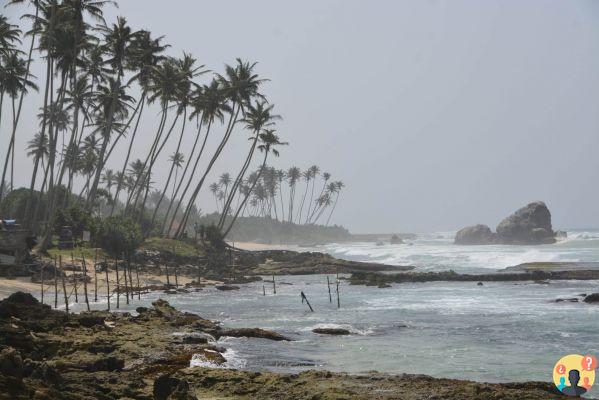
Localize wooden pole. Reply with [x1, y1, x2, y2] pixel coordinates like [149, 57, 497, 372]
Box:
[272, 275, 276, 294]
[174, 267, 178, 288]
[71, 252, 78, 303]
[263, 284, 265, 296]
[53, 256, 58, 308]
[300, 291, 314, 312]
[127, 257, 134, 296]
[165, 264, 170, 289]
[81, 254, 90, 312]
[336, 274, 340, 309]
[115, 257, 120, 309]
[327, 276, 332, 303]
[59, 256, 68, 314]
[122, 253, 129, 305]
[104, 257, 110, 311]
[93, 248, 98, 302]
[40, 262, 44, 305]
[135, 263, 141, 300]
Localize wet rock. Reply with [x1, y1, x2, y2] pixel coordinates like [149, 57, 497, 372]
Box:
[181, 335, 208, 344]
[217, 327, 290, 341]
[554, 298, 578, 303]
[496, 202, 556, 244]
[455, 225, 496, 245]
[215, 285, 240, 291]
[0, 347, 23, 378]
[390, 234, 404, 244]
[154, 374, 193, 400]
[313, 328, 351, 335]
[583, 293, 599, 303]
[477, 282, 484, 286]
[377, 283, 392, 288]
[30, 361, 62, 384]
[75, 313, 106, 328]
[85, 356, 124, 372]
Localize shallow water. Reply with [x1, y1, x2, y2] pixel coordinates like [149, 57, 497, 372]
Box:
[68, 229, 599, 386]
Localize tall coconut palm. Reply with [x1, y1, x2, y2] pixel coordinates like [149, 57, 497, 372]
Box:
[286, 166, 300, 223]
[307, 171, 330, 223]
[297, 169, 311, 225]
[109, 29, 168, 215]
[209, 182, 220, 213]
[223, 129, 287, 237]
[304, 164, 320, 224]
[164, 79, 230, 235]
[169, 151, 184, 200]
[175, 58, 267, 238]
[149, 53, 205, 228]
[0, 52, 38, 197]
[218, 100, 280, 229]
[86, 16, 135, 208]
[326, 181, 345, 226]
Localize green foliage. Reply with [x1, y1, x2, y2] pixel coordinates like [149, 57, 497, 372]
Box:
[94, 215, 143, 257]
[0, 188, 45, 220]
[141, 237, 200, 257]
[53, 205, 95, 237]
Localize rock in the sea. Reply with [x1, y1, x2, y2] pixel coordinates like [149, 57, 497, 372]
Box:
[313, 328, 351, 335]
[455, 202, 557, 245]
[216, 327, 290, 341]
[583, 293, 599, 303]
[554, 298, 579, 303]
[455, 224, 496, 245]
[215, 285, 240, 291]
[390, 235, 404, 245]
[496, 201, 555, 244]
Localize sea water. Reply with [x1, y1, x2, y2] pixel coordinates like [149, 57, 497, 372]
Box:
[70, 230, 599, 385]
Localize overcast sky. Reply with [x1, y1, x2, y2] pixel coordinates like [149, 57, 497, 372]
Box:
[3, 0, 599, 233]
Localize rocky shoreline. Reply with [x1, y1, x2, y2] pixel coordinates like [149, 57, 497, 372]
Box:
[0, 291, 567, 399]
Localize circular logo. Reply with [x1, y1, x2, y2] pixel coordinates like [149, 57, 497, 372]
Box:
[553, 354, 597, 396]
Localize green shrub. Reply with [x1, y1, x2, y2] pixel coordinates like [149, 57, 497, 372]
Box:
[94, 216, 143, 257]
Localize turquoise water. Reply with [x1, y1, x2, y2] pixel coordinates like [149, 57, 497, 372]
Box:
[67, 230, 599, 388]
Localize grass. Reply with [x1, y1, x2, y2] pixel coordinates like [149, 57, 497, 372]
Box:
[140, 237, 202, 257]
[47, 245, 107, 261]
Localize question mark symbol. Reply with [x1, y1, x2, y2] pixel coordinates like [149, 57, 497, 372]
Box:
[556, 364, 566, 374]
[581, 355, 596, 371]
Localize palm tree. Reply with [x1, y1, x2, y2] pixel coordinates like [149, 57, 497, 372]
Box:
[0, 52, 38, 197]
[286, 166, 300, 223]
[223, 129, 287, 237]
[109, 29, 168, 215]
[297, 169, 311, 225]
[218, 100, 280, 229]
[326, 181, 345, 226]
[304, 164, 320, 224]
[169, 152, 184, 199]
[0, 15, 22, 57]
[86, 16, 135, 207]
[101, 168, 116, 197]
[209, 182, 221, 212]
[175, 58, 267, 238]
[307, 171, 330, 223]
[164, 79, 230, 235]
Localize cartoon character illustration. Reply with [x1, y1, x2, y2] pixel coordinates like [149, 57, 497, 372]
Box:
[561, 369, 587, 396]
[557, 377, 566, 392]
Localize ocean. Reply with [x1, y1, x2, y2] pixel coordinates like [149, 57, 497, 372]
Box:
[69, 230, 599, 385]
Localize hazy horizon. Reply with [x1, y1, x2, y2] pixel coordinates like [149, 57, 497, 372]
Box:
[3, 0, 599, 233]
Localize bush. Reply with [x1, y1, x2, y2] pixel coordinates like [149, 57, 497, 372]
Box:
[53, 206, 96, 238]
[94, 216, 143, 257]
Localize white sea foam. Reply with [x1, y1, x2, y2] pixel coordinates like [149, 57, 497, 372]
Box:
[190, 348, 246, 369]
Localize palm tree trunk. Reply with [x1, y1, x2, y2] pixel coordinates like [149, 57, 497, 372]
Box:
[125, 105, 168, 210]
[298, 180, 309, 224]
[223, 150, 269, 238]
[326, 192, 341, 226]
[305, 177, 317, 224]
[160, 118, 204, 233]
[175, 104, 241, 237]
[218, 130, 259, 229]
[150, 108, 187, 228]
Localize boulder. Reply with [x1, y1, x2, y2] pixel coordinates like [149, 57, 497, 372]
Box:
[389, 235, 403, 245]
[583, 293, 599, 303]
[454, 225, 496, 245]
[496, 202, 555, 244]
[455, 202, 557, 245]
[313, 328, 351, 335]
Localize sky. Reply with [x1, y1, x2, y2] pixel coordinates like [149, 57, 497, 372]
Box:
[3, 0, 599, 233]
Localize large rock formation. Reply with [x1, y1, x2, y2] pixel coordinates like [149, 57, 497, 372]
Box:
[455, 202, 557, 245]
[454, 224, 496, 245]
[495, 201, 555, 244]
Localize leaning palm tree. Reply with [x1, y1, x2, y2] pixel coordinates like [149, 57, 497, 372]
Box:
[286, 166, 300, 223]
[0, 52, 38, 197]
[297, 169, 311, 225]
[223, 129, 287, 237]
[174, 58, 267, 238]
[218, 100, 280, 229]
[304, 165, 320, 224]
[326, 181, 345, 226]
[307, 171, 330, 223]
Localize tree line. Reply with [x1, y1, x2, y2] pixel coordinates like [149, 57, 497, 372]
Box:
[0, 0, 308, 249]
